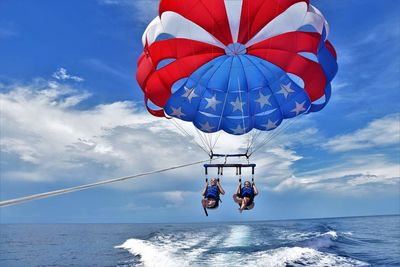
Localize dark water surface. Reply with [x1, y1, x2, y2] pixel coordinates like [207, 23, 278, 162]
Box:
[1, 215, 399, 266]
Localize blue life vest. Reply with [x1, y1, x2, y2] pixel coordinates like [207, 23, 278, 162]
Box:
[241, 186, 254, 198]
[206, 185, 219, 200]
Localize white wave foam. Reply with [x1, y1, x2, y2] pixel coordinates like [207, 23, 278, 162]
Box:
[278, 230, 338, 242]
[115, 231, 222, 267]
[343, 231, 354, 236]
[205, 247, 369, 267]
[222, 225, 251, 247]
[277, 229, 339, 249]
[300, 230, 338, 249]
[207, 252, 247, 266]
[204, 231, 225, 248]
[323, 230, 338, 239]
[115, 238, 187, 267]
[116, 230, 369, 267]
[252, 247, 370, 267]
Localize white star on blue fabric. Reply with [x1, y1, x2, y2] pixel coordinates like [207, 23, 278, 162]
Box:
[204, 95, 221, 111]
[170, 106, 186, 118]
[230, 97, 244, 112]
[231, 124, 245, 134]
[255, 92, 271, 108]
[200, 121, 215, 132]
[182, 86, 198, 103]
[291, 101, 306, 115]
[278, 82, 295, 98]
[261, 119, 278, 130]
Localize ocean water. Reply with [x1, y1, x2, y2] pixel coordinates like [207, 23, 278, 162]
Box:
[1, 215, 399, 267]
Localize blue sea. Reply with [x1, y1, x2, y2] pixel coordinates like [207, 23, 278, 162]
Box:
[1, 215, 399, 266]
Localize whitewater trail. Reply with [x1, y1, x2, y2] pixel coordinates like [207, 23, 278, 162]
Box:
[115, 226, 369, 267]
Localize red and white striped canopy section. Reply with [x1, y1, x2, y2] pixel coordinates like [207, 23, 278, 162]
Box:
[143, 0, 330, 48]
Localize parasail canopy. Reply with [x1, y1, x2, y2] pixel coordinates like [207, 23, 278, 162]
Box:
[136, 0, 338, 139]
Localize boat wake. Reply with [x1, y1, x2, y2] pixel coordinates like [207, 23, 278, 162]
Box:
[116, 226, 369, 267]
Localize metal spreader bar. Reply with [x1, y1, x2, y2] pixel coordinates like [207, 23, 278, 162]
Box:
[204, 164, 256, 175]
[210, 153, 249, 159]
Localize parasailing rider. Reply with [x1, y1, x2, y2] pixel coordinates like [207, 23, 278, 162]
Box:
[233, 179, 258, 213]
[202, 178, 225, 209]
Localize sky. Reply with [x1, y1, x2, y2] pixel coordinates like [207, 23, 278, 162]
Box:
[0, 0, 399, 223]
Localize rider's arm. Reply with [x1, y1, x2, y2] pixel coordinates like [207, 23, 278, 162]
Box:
[252, 183, 259, 195]
[217, 181, 225, 195]
[202, 182, 208, 197]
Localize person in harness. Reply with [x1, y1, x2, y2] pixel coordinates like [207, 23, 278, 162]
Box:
[201, 178, 225, 209]
[233, 179, 259, 213]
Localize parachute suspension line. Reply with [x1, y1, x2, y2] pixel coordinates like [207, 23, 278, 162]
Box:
[170, 118, 210, 156]
[199, 130, 212, 155]
[0, 158, 219, 208]
[208, 132, 214, 153]
[245, 128, 253, 154]
[195, 130, 208, 152]
[246, 128, 255, 154]
[250, 120, 293, 156]
[247, 130, 261, 156]
[249, 122, 284, 156]
[247, 128, 264, 154]
[211, 131, 222, 153]
[171, 118, 210, 155]
[248, 117, 285, 155]
[250, 113, 304, 156]
[195, 130, 211, 155]
[208, 133, 214, 154]
[194, 127, 213, 155]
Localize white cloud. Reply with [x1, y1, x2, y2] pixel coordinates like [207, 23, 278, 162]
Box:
[323, 113, 400, 152]
[255, 114, 400, 194]
[0, 79, 204, 184]
[162, 190, 186, 203]
[1, 138, 41, 164]
[52, 68, 84, 82]
[132, 1, 159, 23]
[0, 75, 306, 197]
[159, 190, 199, 208]
[98, 0, 121, 4]
[0, 27, 18, 38]
[98, 0, 158, 24]
[83, 59, 129, 79]
[0, 20, 18, 39]
[252, 147, 302, 186]
[273, 154, 399, 194]
[0, 79, 275, 185]
[2, 74, 397, 199]
[331, 79, 349, 92]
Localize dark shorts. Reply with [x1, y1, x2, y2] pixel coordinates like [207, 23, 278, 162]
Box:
[242, 196, 253, 207]
[206, 197, 219, 209]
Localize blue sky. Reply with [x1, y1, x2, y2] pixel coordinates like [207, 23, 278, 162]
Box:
[0, 0, 399, 223]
